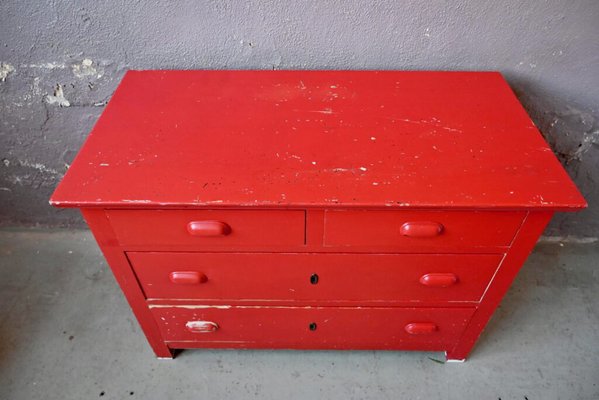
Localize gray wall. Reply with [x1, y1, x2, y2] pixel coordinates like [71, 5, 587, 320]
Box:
[1, 1, 597, 237]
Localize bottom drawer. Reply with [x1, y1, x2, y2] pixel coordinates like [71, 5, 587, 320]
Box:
[151, 305, 475, 350]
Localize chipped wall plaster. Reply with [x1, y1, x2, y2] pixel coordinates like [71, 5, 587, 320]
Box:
[0, 63, 15, 82]
[45, 85, 71, 107]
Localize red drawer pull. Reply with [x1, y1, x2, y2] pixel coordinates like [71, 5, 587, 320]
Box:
[185, 320, 219, 333]
[400, 221, 443, 238]
[186, 220, 231, 237]
[419, 273, 458, 287]
[404, 322, 438, 335]
[169, 271, 208, 284]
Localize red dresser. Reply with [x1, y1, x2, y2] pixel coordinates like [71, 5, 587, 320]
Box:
[50, 70, 586, 361]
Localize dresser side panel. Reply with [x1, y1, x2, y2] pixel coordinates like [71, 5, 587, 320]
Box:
[81, 208, 173, 358]
[446, 211, 553, 361]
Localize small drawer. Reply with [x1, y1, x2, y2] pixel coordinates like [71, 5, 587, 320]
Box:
[151, 305, 475, 350]
[324, 210, 525, 250]
[106, 209, 306, 248]
[129, 252, 503, 303]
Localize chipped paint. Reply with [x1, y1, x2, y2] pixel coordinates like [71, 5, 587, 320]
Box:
[72, 58, 102, 79]
[121, 199, 152, 203]
[0, 62, 15, 81]
[45, 84, 70, 107]
[539, 236, 598, 244]
[24, 62, 67, 69]
[149, 305, 233, 310]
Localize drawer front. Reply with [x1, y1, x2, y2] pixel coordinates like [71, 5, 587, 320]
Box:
[107, 210, 306, 248]
[130, 252, 503, 303]
[324, 210, 525, 250]
[151, 305, 475, 349]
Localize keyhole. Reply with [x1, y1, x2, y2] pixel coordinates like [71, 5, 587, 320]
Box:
[310, 273, 319, 285]
[309, 322, 317, 331]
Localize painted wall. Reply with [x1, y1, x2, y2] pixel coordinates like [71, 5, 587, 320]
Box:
[1, 1, 597, 237]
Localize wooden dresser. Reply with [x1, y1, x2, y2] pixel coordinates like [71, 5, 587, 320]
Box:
[50, 70, 586, 361]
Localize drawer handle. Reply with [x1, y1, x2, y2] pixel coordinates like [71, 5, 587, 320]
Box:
[404, 322, 438, 335]
[186, 220, 231, 237]
[169, 271, 208, 284]
[185, 320, 219, 333]
[400, 221, 443, 238]
[419, 273, 458, 288]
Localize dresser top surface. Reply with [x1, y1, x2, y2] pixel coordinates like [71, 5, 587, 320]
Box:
[51, 70, 585, 210]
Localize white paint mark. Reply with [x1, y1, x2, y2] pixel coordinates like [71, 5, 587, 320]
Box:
[150, 305, 233, 310]
[18, 160, 62, 176]
[0, 63, 15, 82]
[72, 58, 101, 79]
[24, 62, 67, 70]
[359, 166, 367, 171]
[441, 126, 462, 133]
[121, 199, 152, 203]
[45, 85, 70, 107]
[370, 136, 376, 141]
[539, 236, 598, 244]
[185, 321, 219, 332]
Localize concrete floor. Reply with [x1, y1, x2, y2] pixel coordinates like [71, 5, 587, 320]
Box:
[0, 229, 597, 399]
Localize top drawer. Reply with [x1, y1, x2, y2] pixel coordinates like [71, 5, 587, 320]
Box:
[324, 210, 525, 251]
[106, 210, 306, 248]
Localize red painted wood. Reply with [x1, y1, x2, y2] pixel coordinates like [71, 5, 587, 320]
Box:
[128, 252, 503, 303]
[446, 211, 553, 361]
[106, 209, 305, 248]
[324, 210, 525, 249]
[50, 71, 586, 360]
[169, 271, 207, 284]
[151, 305, 475, 350]
[118, 235, 513, 254]
[404, 322, 438, 335]
[400, 221, 444, 238]
[419, 273, 458, 288]
[50, 71, 586, 211]
[186, 220, 231, 236]
[80, 209, 174, 358]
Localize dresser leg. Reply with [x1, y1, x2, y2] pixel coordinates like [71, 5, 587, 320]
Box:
[447, 211, 553, 361]
[155, 347, 176, 359]
[444, 351, 466, 362]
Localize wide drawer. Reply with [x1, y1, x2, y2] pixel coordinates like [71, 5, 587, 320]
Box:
[151, 305, 475, 350]
[324, 210, 525, 250]
[106, 209, 306, 248]
[129, 252, 503, 303]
